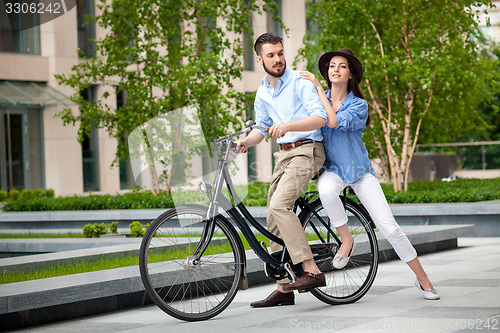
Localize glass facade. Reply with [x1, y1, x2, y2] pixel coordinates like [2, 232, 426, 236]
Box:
[0, 0, 40, 55]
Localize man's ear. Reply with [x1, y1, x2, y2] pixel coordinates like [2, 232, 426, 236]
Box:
[256, 55, 263, 65]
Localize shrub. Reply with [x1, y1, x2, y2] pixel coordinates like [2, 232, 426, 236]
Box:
[0, 188, 55, 204]
[129, 221, 152, 237]
[108, 222, 119, 234]
[83, 224, 95, 238]
[8, 189, 20, 201]
[0, 190, 7, 202]
[129, 221, 145, 237]
[34, 189, 44, 198]
[2, 189, 176, 211]
[20, 190, 33, 200]
[83, 223, 109, 238]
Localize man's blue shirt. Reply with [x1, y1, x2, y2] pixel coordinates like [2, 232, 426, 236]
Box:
[254, 67, 327, 144]
[322, 90, 377, 183]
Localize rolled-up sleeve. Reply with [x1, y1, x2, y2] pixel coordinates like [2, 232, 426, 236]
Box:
[254, 90, 272, 137]
[336, 99, 368, 131]
[297, 80, 328, 121]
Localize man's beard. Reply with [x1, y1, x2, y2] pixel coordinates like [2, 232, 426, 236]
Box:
[263, 60, 286, 78]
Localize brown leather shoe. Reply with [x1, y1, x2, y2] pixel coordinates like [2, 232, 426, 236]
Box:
[283, 272, 326, 292]
[250, 290, 295, 307]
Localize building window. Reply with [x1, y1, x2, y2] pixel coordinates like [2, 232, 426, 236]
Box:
[77, 0, 96, 58]
[0, 1, 40, 55]
[81, 87, 100, 192]
[266, 0, 282, 38]
[243, 0, 254, 71]
[117, 89, 136, 190]
[243, 28, 254, 71]
[305, 0, 320, 44]
[1, 109, 26, 190]
[27, 108, 44, 189]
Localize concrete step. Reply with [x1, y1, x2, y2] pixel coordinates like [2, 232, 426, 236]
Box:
[0, 224, 475, 330]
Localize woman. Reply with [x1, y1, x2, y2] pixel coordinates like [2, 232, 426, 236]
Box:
[300, 48, 440, 300]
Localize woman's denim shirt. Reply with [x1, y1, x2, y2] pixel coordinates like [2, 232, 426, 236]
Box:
[322, 90, 376, 184]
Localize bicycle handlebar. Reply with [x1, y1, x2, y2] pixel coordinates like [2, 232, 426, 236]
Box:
[213, 121, 269, 145]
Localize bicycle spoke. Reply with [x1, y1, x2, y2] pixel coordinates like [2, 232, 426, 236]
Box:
[302, 197, 378, 304]
[139, 205, 243, 321]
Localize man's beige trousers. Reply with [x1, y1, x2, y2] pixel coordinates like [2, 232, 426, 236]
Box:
[267, 141, 325, 271]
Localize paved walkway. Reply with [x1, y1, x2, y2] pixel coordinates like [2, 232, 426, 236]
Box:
[6, 237, 500, 333]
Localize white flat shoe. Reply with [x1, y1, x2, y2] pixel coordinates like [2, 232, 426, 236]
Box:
[332, 240, 355, 269]
[415, 278, 440, 300]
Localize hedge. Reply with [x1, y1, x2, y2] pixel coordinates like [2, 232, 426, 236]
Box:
[1, 178, 499, 212]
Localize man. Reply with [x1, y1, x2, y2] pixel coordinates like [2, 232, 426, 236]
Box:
[236, 32, 327, 307]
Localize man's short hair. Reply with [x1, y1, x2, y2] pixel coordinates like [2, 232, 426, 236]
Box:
[254, 33, 283, 56]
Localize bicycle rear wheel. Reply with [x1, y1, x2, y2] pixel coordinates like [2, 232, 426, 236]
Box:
[139, 204, 244, 321]
[300, 197, 378, 304]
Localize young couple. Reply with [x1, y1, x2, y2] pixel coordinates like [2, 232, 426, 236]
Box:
[236, 33, 440, 308]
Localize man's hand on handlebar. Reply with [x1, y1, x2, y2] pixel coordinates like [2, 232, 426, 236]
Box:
[267, 123, 289, 138]
[234, 140, 247, 154]
[231, 122, 269, 154]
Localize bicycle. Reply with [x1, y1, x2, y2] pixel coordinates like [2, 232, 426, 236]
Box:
[138, 121, 379, 322]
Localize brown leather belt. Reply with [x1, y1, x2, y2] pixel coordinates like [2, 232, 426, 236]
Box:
[279, 139, 314, 151]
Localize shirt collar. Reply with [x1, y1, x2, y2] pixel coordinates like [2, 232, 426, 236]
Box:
[325, 89, 355, 107]
[262, 67, 291, 87]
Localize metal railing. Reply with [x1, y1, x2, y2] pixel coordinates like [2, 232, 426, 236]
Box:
[415, 141, 500, 170]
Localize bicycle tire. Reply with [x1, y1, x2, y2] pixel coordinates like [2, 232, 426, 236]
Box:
[139, 204, 244, 321]
[299, 197, 378, 304]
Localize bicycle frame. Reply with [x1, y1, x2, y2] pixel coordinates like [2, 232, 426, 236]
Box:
[194, 127, 340, 275]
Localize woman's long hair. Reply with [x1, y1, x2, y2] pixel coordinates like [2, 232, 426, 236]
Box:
[347, 62, 370, 127]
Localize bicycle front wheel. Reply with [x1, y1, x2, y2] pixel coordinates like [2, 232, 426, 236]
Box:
[139, 204, 244, 321]
[300, 197, 378, 305]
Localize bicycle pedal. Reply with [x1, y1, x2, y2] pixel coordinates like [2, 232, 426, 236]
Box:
[298, 281, 327, 293]
[297, 287, 316, 293]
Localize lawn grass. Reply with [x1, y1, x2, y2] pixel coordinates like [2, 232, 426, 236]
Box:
[0, 255, 140, 284]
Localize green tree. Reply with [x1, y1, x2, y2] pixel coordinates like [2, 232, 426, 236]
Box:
[299, 0, 498, 191]
[458, 42, 500, 169]
[56, 0, 280, 193]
